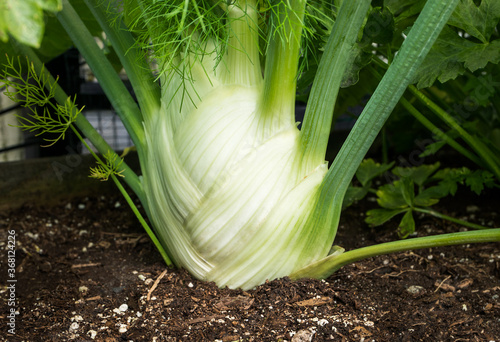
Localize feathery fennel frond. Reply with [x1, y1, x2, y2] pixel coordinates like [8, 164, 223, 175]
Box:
[89, 151, 126, 181]
[1, 56, 82, 146]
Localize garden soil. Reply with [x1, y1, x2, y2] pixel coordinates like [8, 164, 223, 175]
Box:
[0, 188, 499, 341]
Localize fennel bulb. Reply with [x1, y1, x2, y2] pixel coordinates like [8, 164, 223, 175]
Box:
[142, 61, 329, 290]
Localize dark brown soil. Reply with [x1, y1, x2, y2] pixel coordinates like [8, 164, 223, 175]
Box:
[1, 188, 499, 342]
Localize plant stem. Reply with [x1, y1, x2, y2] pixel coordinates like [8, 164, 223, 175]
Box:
[57, 0, 145, 149]
[84, 0, 161, 120]
[408, 84, 500, 180]
[415, 207, 492, 230]
[72, 126, 171, 265]
[299, 0, 371, 172]
[221, 0, 261, 87]
[399, 96, 485, 167]
[304, 0, 460, 256]
[260, 0, 307, 129]
[290, 228, 500, 280]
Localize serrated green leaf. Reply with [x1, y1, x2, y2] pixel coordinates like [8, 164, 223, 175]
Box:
[398, 210, 415, 238]
[448, 0, 500, 43]
[413, 26, 500, 89]
[465, 169, 496, 195]
[376, 182, 408, 209]
[365, 208, 408, 226]
[356, 159, 394, 187]
[392, 162, 440, 186]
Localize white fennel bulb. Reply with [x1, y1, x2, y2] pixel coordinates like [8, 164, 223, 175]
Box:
[140, 0, 332, 289]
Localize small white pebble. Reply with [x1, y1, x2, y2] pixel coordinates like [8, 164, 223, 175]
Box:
[114, 201, 121, 208]
[118, 324, 127, 333]
[138, 274, 146, 281]
[79, 286, 89, 293]
[188, 282, 194, 288]
[318, 318, 329, 326]
[119, 304, 128, 312]
[71, 315, 84, 322]
[69, 322, 79, 331]
[407, 285, 425, 295]
[78, 204, 85, 210]
[462, 304, 467, 311]
[87, 330, 97, 339]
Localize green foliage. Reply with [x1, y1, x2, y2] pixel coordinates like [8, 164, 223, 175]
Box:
[343, 158, 394, 208]
[357, 161, 498, 238]
[0, 0, 62, 48]
[0, 56, 82, 146]
[0, 0, 106, 69]
[89, 151, 125, 181]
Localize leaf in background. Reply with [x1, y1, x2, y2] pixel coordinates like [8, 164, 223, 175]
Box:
[465, 169, 496, 195]
[399, 177, 415, 207]
[0, 0, 62, 48]
[418, 139, 447, 157]
[384, 0, 425, 19]
[414, 186, 444, 206]
[392, 162, 440, 186]
[447, 0, 500, 43]
[0, 0, 108, 75]
[356, 159, 394, 187]
[398, 210, 415, 238]
[376, 182, 408, 209]
[413, 26, 500, 89]
[35, 14, 73, 60]
[433, 167, 468, 195]
[340, 43, 372, 88]
[361, 7, 395, 46]
[342, 186, 369, 209]
[365, 208, 408, 227]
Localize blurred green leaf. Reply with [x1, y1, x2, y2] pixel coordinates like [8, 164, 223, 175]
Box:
[366, 208, 408, 226]
[376, 182, 407, 209]
[0, 0, 62, 48]
[414, 186, 442, 206]
[356, 158, 394, 187]
[392, 162, 440, 186]
[361, 7, 395, 46]
[398, 210, 415, 238]
[399, 177, 415, 207]
[465, 169, 496, 195]
[343, 186, 369, 209]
